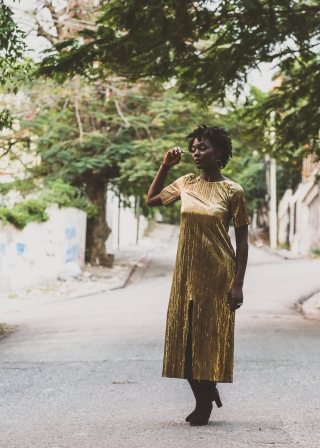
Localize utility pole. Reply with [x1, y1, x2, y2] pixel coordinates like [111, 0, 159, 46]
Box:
[267, 110, 278, 249]
[265, 155, 277, 248]
[269, 157, 277, 248]
[117, 194, 121, 250]
[136, 196, 140, 245]
[266, 77, 282, 249]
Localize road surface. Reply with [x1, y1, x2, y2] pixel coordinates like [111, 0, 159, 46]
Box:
[1, 228, 320, 447]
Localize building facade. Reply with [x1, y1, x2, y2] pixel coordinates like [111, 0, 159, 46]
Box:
[278, 156, 320, 255]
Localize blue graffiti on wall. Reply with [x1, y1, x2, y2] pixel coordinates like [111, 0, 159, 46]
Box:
[66, 227, 76, 239]
[17, 243, 26, 256]
[65, 227, 78, 262]
[66, 245, 79, 263]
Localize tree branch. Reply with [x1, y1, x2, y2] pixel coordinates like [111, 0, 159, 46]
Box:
[114, 99, 130, 128]
[35, 19, 57, 45]
[75, 99, 83, 145]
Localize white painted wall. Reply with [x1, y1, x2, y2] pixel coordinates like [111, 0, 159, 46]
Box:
[278, 188, 293, 245]
[106, 190, 149, 254]
[278, 177, 320, 255]
[0, 205, 86, 293]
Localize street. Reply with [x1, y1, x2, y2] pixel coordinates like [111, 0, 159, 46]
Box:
[1, 229, 320, 448]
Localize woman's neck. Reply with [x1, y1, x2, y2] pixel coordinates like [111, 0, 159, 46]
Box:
[200, 167, 226, 182]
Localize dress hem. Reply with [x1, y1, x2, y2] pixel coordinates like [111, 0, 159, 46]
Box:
[162, 374, 233, 383]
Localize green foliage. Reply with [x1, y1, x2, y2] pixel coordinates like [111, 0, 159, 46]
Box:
[241, 82, 320, 169]
[231, 161, 267, 214]
[3, 73, 297, 229]
[9, 77, 214, 200]
[0, 109, 12, 130]
[17, 78, 139, 191]
[38, 0, 320, 99]
[37, 0, 320, 161]
[117, 85, 272, 222]
[40, 179, 99, 218]
[159, 200, 183, 226]
[0, 178, 99, 229]
[0, 199, 49, 228]
[113, 85, 213, 196]
[0, 0, 27, 130]
[0, 178, 37, 197]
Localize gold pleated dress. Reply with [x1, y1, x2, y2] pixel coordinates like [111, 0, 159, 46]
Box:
[160, 174, 250, 383]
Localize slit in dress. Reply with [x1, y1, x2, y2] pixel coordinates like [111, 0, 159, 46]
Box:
[184, 300, 194, 379]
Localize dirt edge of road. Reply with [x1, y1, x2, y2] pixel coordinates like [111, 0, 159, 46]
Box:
[296, 290, 320, 320]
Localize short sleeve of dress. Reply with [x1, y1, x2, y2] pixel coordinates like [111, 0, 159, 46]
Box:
[230, 187, 251, 228]
[160, 174, 193, 206]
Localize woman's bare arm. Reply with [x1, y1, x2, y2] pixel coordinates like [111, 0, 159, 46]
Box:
[146, 147, 184, 207]
[228, 225, 249, 312]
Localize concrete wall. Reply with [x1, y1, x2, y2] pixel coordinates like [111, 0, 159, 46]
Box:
[106, 190, 149, 254]
[278, 176, 320, 255]
[0, 205, 86, 293]
[278, 189, 293, 246]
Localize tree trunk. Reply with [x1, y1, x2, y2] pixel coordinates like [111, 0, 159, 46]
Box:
[85, 177, 113, 267]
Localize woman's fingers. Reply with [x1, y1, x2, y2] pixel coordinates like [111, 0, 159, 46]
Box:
[170, 146, 185, 157]
[164, 146, 184, 166]
[228, 294, 243, 311]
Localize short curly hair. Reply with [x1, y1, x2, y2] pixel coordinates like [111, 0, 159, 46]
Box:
[186, 124, 233, 169]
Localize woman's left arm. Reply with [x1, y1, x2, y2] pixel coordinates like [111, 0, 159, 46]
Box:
[228, 225, 249, 312]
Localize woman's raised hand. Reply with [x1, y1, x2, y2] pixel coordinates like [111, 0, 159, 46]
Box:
[162, 147, 185, 168]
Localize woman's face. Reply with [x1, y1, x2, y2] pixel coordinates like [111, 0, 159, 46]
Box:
[190, 138, 221, 170]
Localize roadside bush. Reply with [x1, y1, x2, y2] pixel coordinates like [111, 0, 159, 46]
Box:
[0, 199, 49, 228]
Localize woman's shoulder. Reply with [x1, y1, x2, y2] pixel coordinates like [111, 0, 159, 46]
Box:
[174, 173, 196, 185]
[223, 179, 245, 195]
[182, 173, 196, 180]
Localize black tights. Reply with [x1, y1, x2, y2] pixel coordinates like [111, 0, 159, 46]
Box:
[184, 300, 194, 379]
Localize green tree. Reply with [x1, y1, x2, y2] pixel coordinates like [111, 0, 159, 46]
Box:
[6, 75, 276, 257]
[37, 1, 320, 158]
[4, 78, 218, 265]
[244, 68, 320, 162]
[117, 86, 276, 219]
[0, 0, 27, 130]
[15, 78, 141, 266]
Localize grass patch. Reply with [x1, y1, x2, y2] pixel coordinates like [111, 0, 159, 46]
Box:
[0, 323, 17, 340]
[279, 242, 290, 250]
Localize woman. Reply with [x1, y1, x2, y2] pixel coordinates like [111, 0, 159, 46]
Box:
[146, 125, 250, 426]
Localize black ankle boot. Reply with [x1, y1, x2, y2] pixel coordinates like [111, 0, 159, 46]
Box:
[189, 381, 221, 426]
[185, 379, 201, 422]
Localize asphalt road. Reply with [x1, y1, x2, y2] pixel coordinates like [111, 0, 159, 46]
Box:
[1, 230, 320, 448]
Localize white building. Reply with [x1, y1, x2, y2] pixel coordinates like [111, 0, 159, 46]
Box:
[278, 156, 320, 255]
[106, 190, 149, 254]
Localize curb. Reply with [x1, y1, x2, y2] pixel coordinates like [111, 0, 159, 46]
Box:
[262, 245, 301, 260]
[48, 253, 149, 302]
[107, 263, 137, 291]
[249, 229, 301, 260]
[107, 251, 152, 290]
